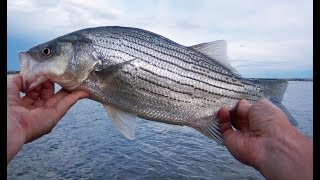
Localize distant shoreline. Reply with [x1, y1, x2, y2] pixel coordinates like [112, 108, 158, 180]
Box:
[7, 71, 313, 81]
[249, 78, 313, 82]
[7, 71, 20, 74]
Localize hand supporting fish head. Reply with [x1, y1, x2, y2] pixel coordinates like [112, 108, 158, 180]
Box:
[19, 34, 98, 92]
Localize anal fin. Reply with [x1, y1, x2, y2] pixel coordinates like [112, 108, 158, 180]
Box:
[195, 120, 224, 145]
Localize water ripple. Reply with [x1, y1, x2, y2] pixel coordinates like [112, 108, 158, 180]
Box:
[8, 81, 312, 179]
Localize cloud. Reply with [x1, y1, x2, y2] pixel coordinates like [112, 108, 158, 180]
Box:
[8, 0, 124, 39]
[8, 0, 313, 77]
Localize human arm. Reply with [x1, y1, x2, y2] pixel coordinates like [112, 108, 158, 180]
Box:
[219, 99, 313, 180]
[7, 75, 89, 164]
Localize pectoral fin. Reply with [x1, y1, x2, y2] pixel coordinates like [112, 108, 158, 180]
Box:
[103, 104, 137, 140]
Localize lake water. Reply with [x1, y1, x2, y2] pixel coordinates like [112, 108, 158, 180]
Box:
[8, 81, 313, 179]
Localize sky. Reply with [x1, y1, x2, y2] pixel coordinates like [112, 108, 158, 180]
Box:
[7, 0, 313, 78]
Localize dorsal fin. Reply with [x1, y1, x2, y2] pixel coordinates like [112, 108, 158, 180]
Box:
[190, 40, 240, 76]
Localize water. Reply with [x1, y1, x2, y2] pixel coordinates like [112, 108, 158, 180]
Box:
[7, 81, 313, 179]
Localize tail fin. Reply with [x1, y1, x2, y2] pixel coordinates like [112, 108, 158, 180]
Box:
[251, 79, 298, 126]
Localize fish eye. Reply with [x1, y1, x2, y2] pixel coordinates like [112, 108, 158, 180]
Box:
[41, 48, 52, 56]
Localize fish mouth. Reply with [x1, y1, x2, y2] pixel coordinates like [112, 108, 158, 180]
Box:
[19, 52, 48, 92]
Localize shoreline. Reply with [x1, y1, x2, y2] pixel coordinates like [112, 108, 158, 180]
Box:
[7, 71, 20, 74]
[249, 78, 313, 82]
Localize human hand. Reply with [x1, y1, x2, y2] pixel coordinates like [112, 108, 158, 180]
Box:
[7, 75, 89, 164]
[219, 99, 313, 180]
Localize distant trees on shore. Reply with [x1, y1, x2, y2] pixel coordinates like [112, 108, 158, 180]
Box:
[7, 71, 20, 74]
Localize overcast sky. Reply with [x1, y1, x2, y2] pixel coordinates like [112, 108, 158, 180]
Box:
[7, 0, 313, 78]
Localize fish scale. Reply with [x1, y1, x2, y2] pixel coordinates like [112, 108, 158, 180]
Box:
[78, 28, 261, 122]
[19, 26, 297, 143]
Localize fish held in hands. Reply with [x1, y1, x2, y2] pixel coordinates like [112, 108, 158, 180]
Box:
[18, 26, 297, 144]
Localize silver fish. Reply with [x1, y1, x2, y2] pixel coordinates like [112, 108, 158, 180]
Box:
[19, 26, 296, 144]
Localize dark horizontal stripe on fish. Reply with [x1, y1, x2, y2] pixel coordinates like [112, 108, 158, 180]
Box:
[96, 56, 241, 100]
[120, 31, 261, 88]
[114, 30, 260, 89]
[122, 64, 257, 102]
[93, 43, 245, 88]
[112, 30, 215, 66]
[133, 68, 259, 101]
[138, 65, 260, 97]
[122, 71, 191, 103]
[93, 29, 258, 88]
[96, 47, 251, 97]
[93, 34, 241, 85]
[136, 74, 193, 96]
[98, 52, 260, 102]
[92, 45, 259, 102]
[113, 34, 238, 79]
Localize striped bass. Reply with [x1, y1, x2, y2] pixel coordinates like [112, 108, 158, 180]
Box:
[18, 26, 297, 144]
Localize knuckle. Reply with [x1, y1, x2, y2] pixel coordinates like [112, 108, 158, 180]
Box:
[238, 99, 250, 107]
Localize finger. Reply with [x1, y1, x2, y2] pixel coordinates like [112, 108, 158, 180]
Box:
[25, 85, 42, 101]
[219, 107, 234, 138]
[21, 96, 36, 105]
[254, 99, 278, 111]
[237, 99, 251, 118]
[230, 108, 240, 130]
[40, 80, 54, 100]
[219, 107, 245, 151]
[52, 91, 89, 119]
[33, 98, 46, 107]
[232, 99, 251, 131]
[12, 99, 34, 110]
[7, 75, 23, 98]
[25, 81, 54, 106]
[42, 80, 54, 89]
[45, 89, 71, 107]
[250, 98, 289, 126]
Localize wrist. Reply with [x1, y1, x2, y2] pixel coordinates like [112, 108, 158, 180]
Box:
[7, 111, 27, 164]
[255, 127, 313, 180]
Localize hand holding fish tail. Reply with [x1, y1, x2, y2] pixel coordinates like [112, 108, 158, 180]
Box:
[7, 75, 89, 165]
[219, 99, 313, 180]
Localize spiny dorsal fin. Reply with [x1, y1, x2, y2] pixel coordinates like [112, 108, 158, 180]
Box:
[190, 40, 240, 76]
[103, 104, 137, 140]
